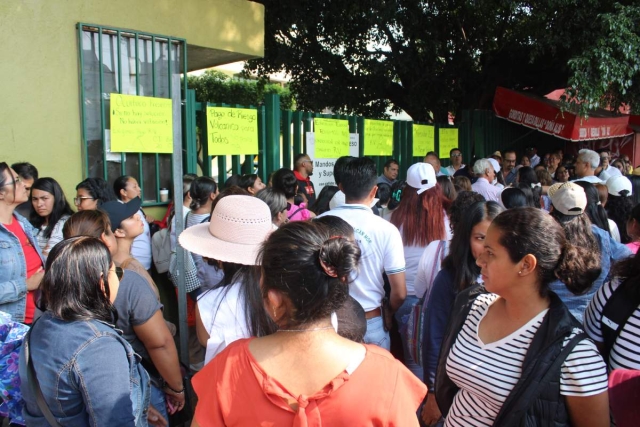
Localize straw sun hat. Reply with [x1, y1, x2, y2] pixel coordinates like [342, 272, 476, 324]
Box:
[178, 195, 273, 266]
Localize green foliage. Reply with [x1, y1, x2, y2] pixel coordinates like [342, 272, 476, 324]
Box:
[187, 70, 295, 110]
[248, 0, 640, 121]
[564, 3, 640, 116]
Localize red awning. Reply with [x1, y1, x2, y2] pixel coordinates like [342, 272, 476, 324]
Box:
[493, 87, 634, 141]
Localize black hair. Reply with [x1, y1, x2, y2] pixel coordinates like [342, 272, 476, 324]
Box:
[310, 185, 339, 215]
[611, 249, 640, 297]
[224, 174, 242, 189]
[517, 166, 538, 186]
[383, 159, 399, 169]
[260, 221, 361, 328]
[375, 183, 392, 206]
[312, 215, 355, 238]
[339, 157, 377, 201]
[11, 162, 38, 181]
[333, 156, 355, 186]
[448, 191, 485, 232]
[442, 201, 503, 291]
[629, 175, 640, 206]
[501, 188, 529, 209]
[41, 236, 114, 322]
[294, 153, 309, 167]
[201, 260, 274, 339]
[573, 181, 610, 234]
[271, 168, 299, 199]
[113, 175, 133, 201]
[29, 178, 75, 239]
[188, 176, 218, 210]
[0, 162, 16, 197]
[436, 176, 457, 201]
[240, 174, 260, 192]
[516, 183, 537, 208]
[449, 148, 461, 156]
[76, 177, 117, 206]
[606, 195, 634, 243]
[493, 208, 601, 296]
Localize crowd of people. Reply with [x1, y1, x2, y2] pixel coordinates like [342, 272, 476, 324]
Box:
[0, 144, 638, 426]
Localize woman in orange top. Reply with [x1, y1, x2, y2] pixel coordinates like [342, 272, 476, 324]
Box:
[191, 220, 427, 426]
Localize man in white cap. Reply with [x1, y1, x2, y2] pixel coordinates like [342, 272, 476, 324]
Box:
[319, 157, 406, 350]
[471, 159, 503, 204]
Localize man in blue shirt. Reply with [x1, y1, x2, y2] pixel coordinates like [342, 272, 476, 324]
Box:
[502, 150, 518, 186]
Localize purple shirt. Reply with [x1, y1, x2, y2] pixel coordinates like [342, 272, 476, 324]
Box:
[471, 177, 503, 205]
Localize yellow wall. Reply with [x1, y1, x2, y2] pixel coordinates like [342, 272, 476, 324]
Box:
[0, 0, 264, 205]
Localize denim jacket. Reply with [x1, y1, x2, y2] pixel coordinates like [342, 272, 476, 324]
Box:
[19, 312, 150, 427]
[0, 213, 44, 323]
[550, 224, 632, 322]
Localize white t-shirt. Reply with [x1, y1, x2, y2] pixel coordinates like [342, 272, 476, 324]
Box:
[131, 208, 152, 270]
[414, 239, 450, 300]
[197, 280, 250, 365]
[584, 277, 640, 370]
[319, 204, 406, 311]
[398, 214, 452, 296]
[445, 293, 608, 427]
[608, 219, 621, 243]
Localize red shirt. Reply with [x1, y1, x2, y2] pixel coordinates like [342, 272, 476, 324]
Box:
[192, 338, 427, 426]
[3, 219, 42, 323]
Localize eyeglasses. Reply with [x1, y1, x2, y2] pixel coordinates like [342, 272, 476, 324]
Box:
[450, 153, 462, 158]
[0, 176, 22, 188]
[73, 196, 95, 205]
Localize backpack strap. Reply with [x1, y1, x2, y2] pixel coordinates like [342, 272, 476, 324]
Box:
[601, 278, 640, 362]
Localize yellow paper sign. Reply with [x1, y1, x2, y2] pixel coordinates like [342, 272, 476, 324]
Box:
[110, 93, 173, 153]
[439, 128, 459, 158]
[364, 119, 394, 156]
[313, 118, 350, 158]
[206, 107, 258, 155]
[413, 124, 435, 157]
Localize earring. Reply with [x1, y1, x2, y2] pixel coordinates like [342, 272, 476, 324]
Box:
[272, 306, 277, 319]
[518, 271, 522, 275]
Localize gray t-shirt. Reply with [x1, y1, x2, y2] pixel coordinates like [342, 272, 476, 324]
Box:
[113, 269, 163, 360]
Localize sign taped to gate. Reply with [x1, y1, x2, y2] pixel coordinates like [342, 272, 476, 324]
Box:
[413, 125, 435, 157]
[206, 107, 258, 155]
[313, 118, 350, 158]
[438, 128, 459, 158]
[364, 119, 394, 156]
[306, 133, 360, 190]
[110, 93, 173, 153]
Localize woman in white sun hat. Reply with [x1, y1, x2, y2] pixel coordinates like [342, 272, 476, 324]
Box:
[179, 194, 275, 364]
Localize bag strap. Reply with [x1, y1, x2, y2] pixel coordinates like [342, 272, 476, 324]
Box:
[24, 326, 63, 427]
[288, 206, 305, 220]
[601, 278, 640, 362]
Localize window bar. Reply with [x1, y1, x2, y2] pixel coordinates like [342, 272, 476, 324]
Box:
[78, 24, 89, 178]
[98, 26, 108, 181]
[117, 30, 126, 175]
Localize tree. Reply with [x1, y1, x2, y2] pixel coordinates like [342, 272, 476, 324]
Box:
[187, 70, 295, 109]
[247, 0, 640, 122]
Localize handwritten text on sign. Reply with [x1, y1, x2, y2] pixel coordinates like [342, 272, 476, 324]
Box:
[313, 118, 350, 158]
[438, 128, 459, 159]
[413, 125, 435, 157]
[206, 107, 258, 155]
[364, 119, 394, 156]
[110, 93, 173, 153]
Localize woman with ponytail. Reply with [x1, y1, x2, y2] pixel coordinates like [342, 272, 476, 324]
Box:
[434, 208, 609, 427]
[190, 220, 427, 426]
[547, 182, 631, 322]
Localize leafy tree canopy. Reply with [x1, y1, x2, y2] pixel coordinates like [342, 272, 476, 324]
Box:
[247, 0, 640, 122]
[187, 70, 295, 110]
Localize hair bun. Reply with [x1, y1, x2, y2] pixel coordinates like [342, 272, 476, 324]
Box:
[318, 236, 360, 282]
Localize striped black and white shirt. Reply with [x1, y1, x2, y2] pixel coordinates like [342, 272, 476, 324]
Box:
[445, 293, 608, 427]
[584, 277, 640, 371]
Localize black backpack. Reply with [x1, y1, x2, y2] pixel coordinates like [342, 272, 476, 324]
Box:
[600, 278, 640, 363]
